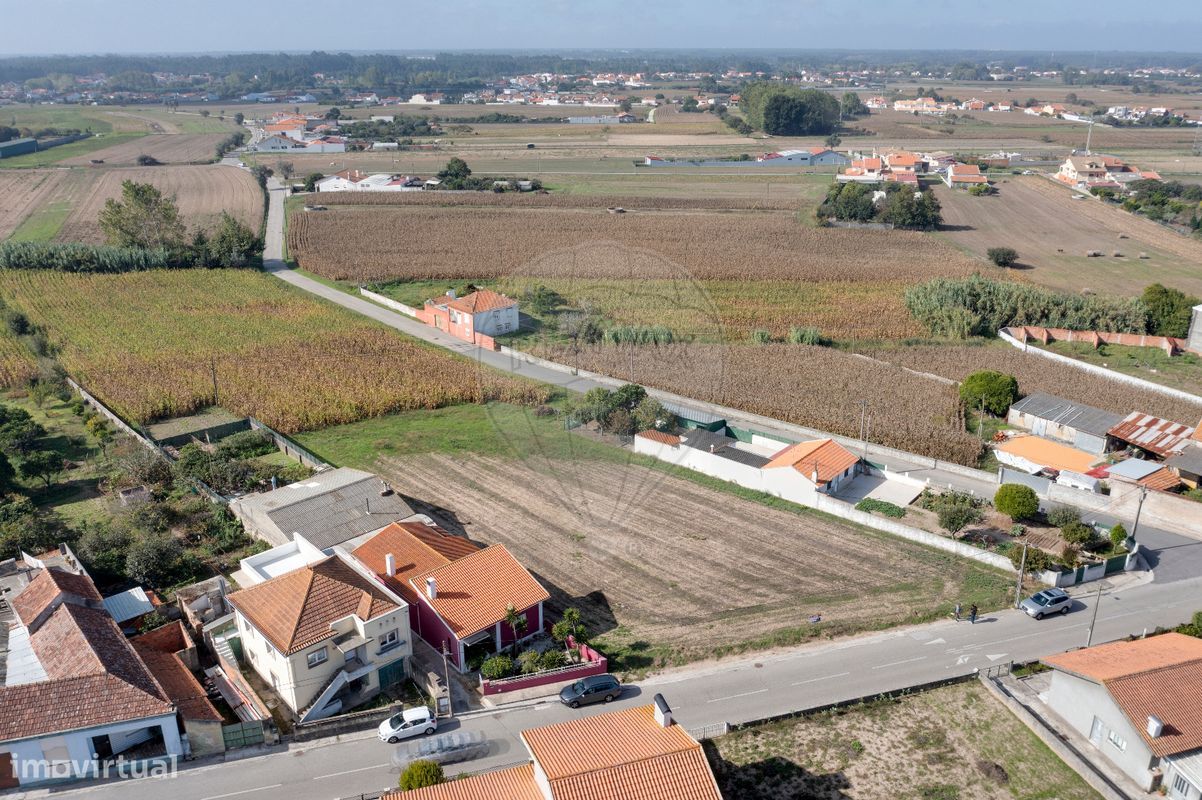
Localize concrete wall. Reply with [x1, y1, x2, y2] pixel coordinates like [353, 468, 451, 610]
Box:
[2, 716, 181, 786]
[1190, 305, 1202, 355]
[360, 288, 418, 317]
[1046, 670, 1157, 790]
[183, 719, 225, 759]
[1108, 481, 1202, 541]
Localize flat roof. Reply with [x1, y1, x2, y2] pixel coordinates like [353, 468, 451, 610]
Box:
[996, 436, 1098, 474]
[1010, 393, 1124, 438]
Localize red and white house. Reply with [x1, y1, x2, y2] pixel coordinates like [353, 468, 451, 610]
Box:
[416, 289, 519, 348]
[352, 522, 549, 671]
[944, 162, 990, 188]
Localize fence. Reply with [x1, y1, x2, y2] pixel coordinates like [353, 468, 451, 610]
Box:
[360, 287, 418, 317]
[248, 417, 332, 470]
[221, 721, 266, 749]
[480, 641, 607, 696]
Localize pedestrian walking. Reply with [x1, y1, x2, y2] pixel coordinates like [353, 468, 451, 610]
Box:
[969, 604, 979, 625]
[954, 602, 962, 621]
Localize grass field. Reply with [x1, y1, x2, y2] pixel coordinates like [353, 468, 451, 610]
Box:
[59, 133, 228, 166]
[0, 133, 146, 168]
[0, 269, 548, 432]
[295, 403, 1013, 670]
[0, 170, 70, 238]
[707, 680, 1099, 800]
[1040, 341, 1202, 397]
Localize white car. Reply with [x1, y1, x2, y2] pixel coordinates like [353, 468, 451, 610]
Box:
[378, 706, 437, 743]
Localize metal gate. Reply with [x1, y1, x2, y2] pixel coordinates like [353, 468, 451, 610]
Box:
[377, 660, 406, 690]
[222, 721, 265, 749]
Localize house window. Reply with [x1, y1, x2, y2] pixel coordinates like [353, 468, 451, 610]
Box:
[1172, 774, 1191, 799]
[1107, 729, 1126, 751]
[307, 647, 328, 668]
[379, 628, 400, 652]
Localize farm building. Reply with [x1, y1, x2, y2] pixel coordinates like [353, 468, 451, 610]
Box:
[416, 288, 518, 346]
[0, 137, 37, 159]
[315, 170, 422, 192]
[567, 113, 636, 124]
[1006, 393, 1122, 455]
[1099, 457, 1182, 493]
[251, 135, 305, 152]
[757, 148, 849, 166]
[1107, 413, 1196, 460]
[994, 435, 1099, 475]
[1166, 443, 1202, 489]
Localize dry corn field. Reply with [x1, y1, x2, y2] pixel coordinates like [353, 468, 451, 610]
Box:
[56, 165, 264, 243]
[0, 332, 36, 388]
[0, 170, 70, 238]
[535, 342, 985, 464]
[288, 205, 980, 285]
[0, 270, 548, 432]
[858, 343, 1202, 425]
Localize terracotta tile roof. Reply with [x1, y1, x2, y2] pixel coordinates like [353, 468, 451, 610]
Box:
[636, 430, 681, 446]
[1044, 634, 1202, 757]
[0, 572, 174, 742]
[522, 705, 722, 800]
[1137, 467, 1183, 492]
[382, 764, 543, 800]
[434, 289, 517, 315]
[411, 545, 549, 639]
[995, 435, 1098, 474]
[1108, 412, 1196, 457]
[228, 555, 399, 654]
[764, 438, 859, 485]
[132, 622, 223, 722]
[352, 521, 479, 604]
[11, 566, 102, 626]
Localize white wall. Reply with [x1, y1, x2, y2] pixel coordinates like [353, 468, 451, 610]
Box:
[360, 288, 418, 317]
[473, 305, 519, 337]
[1046, 670, 1157, 790]
[3, 715, 181, 786]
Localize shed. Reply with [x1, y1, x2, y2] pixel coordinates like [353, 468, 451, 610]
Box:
[658, 400, 726, 432]
[103, 586, 156, 626]
[1107, 413, 1196, 459]
[1006, 392, 1121, 455]
[1165, 444, 1202, 489]
[0, 137, 37, 159]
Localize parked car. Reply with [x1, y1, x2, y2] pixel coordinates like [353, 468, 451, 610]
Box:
[378, 706, 437, 743]
[559, 674, 622, 708]
[391, 730, 489, 769]
[1020, 588, 1072, 619]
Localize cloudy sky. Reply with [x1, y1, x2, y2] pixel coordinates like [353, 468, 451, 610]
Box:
[2, 0, 1201, 55]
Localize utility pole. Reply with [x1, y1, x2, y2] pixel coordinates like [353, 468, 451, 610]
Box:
[1131, 486, 1148, 542]
[1013, 541, 1029, 608]
[442, 642, 454, 719]
[1085, 580, 1105, 648]
[858, 400, 870, 459]
[210, 356, 219, 406]
[1084, 119, 1093, 155]
[977, 395, 986, 440]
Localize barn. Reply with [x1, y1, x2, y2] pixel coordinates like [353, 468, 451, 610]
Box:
[0, 138, 37, 159]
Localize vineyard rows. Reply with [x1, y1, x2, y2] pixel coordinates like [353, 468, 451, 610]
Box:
[288, 205, 980, 285]
[0, 270, 548, 433]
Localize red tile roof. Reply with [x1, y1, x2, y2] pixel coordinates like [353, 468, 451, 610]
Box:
[411, 545, 549, 639]
[1138, 467, 1183, 492]
[1108, 413, 1196, 457]
[430, 289, 517, 315]
[636, 430, 682, 446]
[352, 521, 480, 604]
[764, 438, 859, 485]
[11, 566, 102, 627]
[1045, 634, 1202, 757]
[131, 622, 222, 722]
[228, 555, 399, 655]
[382, 764, 543, 800]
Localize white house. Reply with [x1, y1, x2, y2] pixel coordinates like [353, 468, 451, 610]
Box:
[0, 569, 185, 787]
[251, 134, 305, 152]
[1043, 633, 1202, 796]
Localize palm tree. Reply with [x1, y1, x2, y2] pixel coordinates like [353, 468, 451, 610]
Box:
[504, 604, 527, 655]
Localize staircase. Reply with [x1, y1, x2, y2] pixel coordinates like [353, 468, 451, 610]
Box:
[298, 658, 371, 723]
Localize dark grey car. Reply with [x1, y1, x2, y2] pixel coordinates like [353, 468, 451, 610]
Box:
[559, 674, 622, 708]
[1020, 588, 1072, 619]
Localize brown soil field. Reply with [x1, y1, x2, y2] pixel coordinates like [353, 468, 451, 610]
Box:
[0, 170, 68, 238]
[858, 343, 1202, 425]
[709, 681, 1098, 800]
[935, 176, 1202, 296]
[374, 452, 1009, 662]
[56, 165, 263, 242]
[103, 110, 183, 134]
[287, 203, 980, 284]
[60, 133, 227, 166]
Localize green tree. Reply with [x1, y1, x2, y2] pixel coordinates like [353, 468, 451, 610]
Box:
[98, 180, 187, 251]
[879, 188, 942, 230]
[125, 530, 184, 587]
[939, 503, 983, 536]
[959, 370, 1019, 417]
[0, 451, 14, 494]
[1110, 523, 1128, 550]
[19, 449, 64, 488]
[840, 92, 868, 118]
[233, 112, 245, 126]
[633, 396, 671, 432]
[480, 654, 515, 680]
[1047, 506, 1081, 529]
[303, 172, 324, 192]
[399, 760, 445, 790]
[1008, 544, 1051, 573]
[207, 212, 261, 267]
[1142, 283, 1200, 338]
[0, 497, 65, 558]
[994, 484, 1039, 521]
[824, 133, 842, 149]
[0, 405, 46, 456]
[325, 107, 342, 120]
[504, 603, 528, 654]
[551, 607, 587, 650]
[438, 157, 472, 181]
[987, 247, 1019, 267]
[680, 97, 700, 112]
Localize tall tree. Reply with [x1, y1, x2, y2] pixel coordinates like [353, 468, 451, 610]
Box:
[98, 180, 187, 251]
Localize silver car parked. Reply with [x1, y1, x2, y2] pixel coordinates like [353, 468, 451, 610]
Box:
[1020, 588, 1072, 620]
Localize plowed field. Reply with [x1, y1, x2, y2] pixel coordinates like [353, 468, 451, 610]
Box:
[0, 170, 69, 238]
[60, 133, 227, 166]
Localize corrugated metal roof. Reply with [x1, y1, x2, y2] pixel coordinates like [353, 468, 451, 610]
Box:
[659, 401, 726, 427]
[102, 587, 154, 624]
[1108, 413, 1196, 458]
[1010, 392, 1124, 438]
[1166, 444, 1202, 475]
[1105, 458, 1163, 481]
[680, 430, 769, 468]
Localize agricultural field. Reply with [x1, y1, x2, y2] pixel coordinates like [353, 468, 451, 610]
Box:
[54, 164, 264, 242]
[0, 329, 35, 388]
[1037, 341, 1202, 397]
[296, 404, 1013, 668]
[707, 680, 1099, 800]
[0, 269, 547, 433]
[288, 200, 981, 341]
[58, 133, 229, 166]
[0, 170, 70, 238]
[0, 132, 147, 168]
[936, 176, 1202, 296]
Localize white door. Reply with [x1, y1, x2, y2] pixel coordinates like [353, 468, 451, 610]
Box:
[1089, 716, 1104, 747]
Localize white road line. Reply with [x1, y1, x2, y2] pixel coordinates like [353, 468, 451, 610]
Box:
[790, 671, 851, 686]
[314, 764, 390, 779]
[706, 689, 768, 704]
[201, 786, 283, 800]
[872, 656, 927, 670]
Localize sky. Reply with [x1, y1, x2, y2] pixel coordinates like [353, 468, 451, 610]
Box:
[2, 0, 1202, 56]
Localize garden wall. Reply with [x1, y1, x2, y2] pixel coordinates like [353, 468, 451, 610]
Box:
[480, 642, 607, 697]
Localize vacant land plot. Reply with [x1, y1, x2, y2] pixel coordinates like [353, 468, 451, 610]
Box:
[60, 133, 227, 166]
[359, 447, 1010, 666]
[55, 164, 263, 242]
[936, 176, 1202, 296]
[708, 681, 1098, 800]
[1037, 341, 1202, 399]
[0, 170, 69, 238]
[0, 269, 547, 432]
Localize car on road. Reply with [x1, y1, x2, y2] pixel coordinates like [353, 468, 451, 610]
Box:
[391, 730, 488, 770]
[1020, 588, 1072, 619]
[559, 674, 622, 708]
[378, 706, 437, 743]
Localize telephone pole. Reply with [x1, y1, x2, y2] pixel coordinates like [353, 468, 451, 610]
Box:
[1131, 485, 1148, 542]
[210, 356, 219, 406]
[1085, 580, 1106, 648]
[1013, 541, 1029, 608]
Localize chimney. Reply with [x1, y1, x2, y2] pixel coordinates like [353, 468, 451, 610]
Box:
[811, 469, 819, 484]
[447, 288, 456, 299]
[653, 694, 673, 728]
[1147, 716, 1164, 738]
[426, 576, 437, 600]
[385, 553, 396, 577]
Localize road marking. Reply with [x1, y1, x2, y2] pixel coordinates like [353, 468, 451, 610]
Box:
[986, 653, 1008, 662]
[202, 786, 283, 800]
[706, 689, 768, 703]
[790, 671, 850, 686]
[923, 637, 947, 645]
[872, 656, 926, 670]
[315, 764, 390, 779]
[955, 655, 973, 665]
